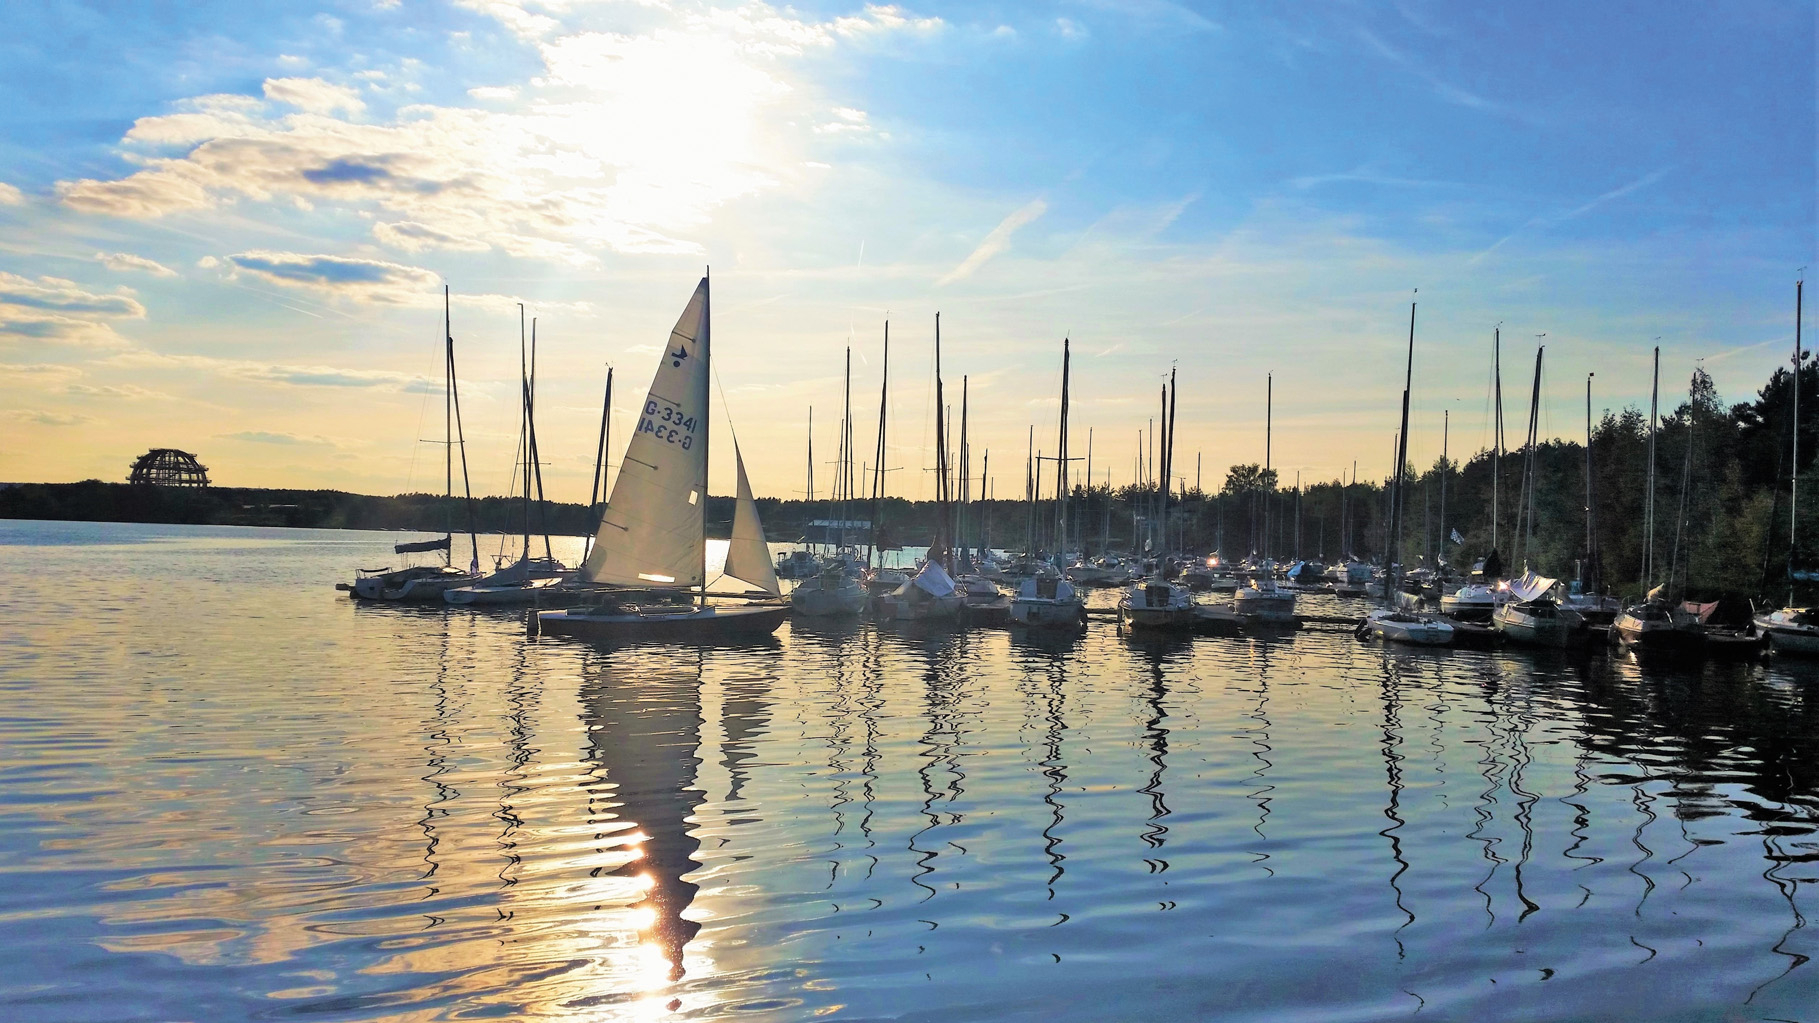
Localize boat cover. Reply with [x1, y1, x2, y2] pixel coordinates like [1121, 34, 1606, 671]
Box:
[394, 537, 450, 554]
[1508, 571, 1557, 602]
[911, 561, 957, 597]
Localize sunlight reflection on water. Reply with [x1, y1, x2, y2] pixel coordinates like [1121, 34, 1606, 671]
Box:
[0, 520, 1815, 1021]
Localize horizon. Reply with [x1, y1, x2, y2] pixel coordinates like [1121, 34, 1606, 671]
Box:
[2, 1, 1812, 501]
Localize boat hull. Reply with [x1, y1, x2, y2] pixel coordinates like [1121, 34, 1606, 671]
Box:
[1234, 592, 1297, 622]
[790, 583, 867, 616]
[1493, 609, 1580, 648]
[443, 577, 568, 606]
[537, 603, 788, 642]
[1753, 617, 1819, 655]
[1009, 599, 1085, 629]
[1367, 613, 1453, 645]
[1120, 605, 1196, 630]
[351, 568, 473, 602]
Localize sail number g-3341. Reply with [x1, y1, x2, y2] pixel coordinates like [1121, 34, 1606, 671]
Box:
[640, 399, 698, 449]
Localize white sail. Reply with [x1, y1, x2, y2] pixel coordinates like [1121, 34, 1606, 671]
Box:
[581, 278, 711, 588]
[723, 440, 781, 597]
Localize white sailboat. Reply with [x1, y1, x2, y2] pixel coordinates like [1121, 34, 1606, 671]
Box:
[350, 287, 479, 602]
[1011, 338, 1085, 628]
[1234, 373, 1296, 622]
[446, 311, 574, 606]
[537, 277, 787, 641]
[1754, 277, 1817, 655]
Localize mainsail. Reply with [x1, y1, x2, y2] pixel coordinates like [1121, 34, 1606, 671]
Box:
[582, 278, 711, 588]
[723, 440, 781, 597]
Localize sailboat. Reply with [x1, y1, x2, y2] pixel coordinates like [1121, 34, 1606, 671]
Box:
[1753, 277, 1819, 654]
[1012, 340, 1086, 629]
[791, 351, 867, 616]
[1121, 368, 1195, 629]
[445, 312, 572, 606]
[1440, 327, 1517, 620]
[1365, 297, 1453, 646]
[1234, 373, 1296, 622]
[1491, 344, 1585, 646]
[875, 314, 963, 621]
[349, 287, 480, 602]
[537, 276, 787, 641]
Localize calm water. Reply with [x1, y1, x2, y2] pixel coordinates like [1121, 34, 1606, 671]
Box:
[2, 520, 1816, 1022]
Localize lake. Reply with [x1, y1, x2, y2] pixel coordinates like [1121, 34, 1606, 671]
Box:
[0, 520, 1814, 1021]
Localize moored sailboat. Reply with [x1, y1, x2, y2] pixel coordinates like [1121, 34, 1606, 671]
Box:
[536, 277, 787, 642]
[350, 286, 479, 602]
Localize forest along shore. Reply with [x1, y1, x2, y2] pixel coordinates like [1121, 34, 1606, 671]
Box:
[5, 355, 1816, 604]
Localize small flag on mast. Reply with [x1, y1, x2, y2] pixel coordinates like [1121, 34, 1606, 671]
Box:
[1449, 528, 1464, 545]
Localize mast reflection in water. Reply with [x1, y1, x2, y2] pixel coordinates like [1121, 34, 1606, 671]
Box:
[1, 522, 1817, 1022]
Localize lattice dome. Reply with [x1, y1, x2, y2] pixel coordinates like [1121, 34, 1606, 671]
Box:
[128, 448, 210, 487]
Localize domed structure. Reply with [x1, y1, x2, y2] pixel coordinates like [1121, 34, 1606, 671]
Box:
[128, 448, 210, 487]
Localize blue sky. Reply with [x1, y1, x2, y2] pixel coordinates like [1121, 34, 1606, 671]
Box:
[0, 0, 1811, 501]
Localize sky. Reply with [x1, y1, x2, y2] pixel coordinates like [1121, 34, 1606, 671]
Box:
[0, 0, 1813, 502]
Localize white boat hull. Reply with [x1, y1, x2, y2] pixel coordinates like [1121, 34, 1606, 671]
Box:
[791, 582, 867, 616]
[351, 567, 473, 602]
[1234, 591, 1297, 622]
[1010, 599, 1085, 628]
[1367, 612, 1454, 646]
[1754, 615, 1819, 655]
[443, 577, 567, 605]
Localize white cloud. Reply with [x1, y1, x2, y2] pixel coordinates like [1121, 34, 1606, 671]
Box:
[219, 430, 337, 446]
[466, 85, 517, 100]
[0, 181, 21, 205]
[815, 106, 873, 134]
[96, 252, 178, 277]
[5, 409, 93, 426]
[262, 77, 366, 116]
[54, 1, 944, 259]
[66, 382, 169, 399]
[0, 272, 144, 349]
[109, 350, 431, 392]
[225, 250, 439, 304]
[936, 198, 1049, 285]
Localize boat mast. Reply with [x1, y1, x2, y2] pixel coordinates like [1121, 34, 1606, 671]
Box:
[586, 365, 614, 557]
[1791, 277, 1805, 605]
[960, 376, 970, 564]
[443, 286, 453, 564]
[1439, 409, 1449, 570]
[1025, 427, 1036, 555]
[518, 304, 531, 563]
[1515, 344, 1544, 569]
[933, 313, 951, 569]
[867, 322, 889, 570]
[1387, 298, 1415, 604]
[1584, 373, 1596, 593]
[1492, 326, 1503, 559]
[1645, 345, 1659, 591]
[1264, 372, 1272, 563]
[841, 347, 852, 550]
[1055, 339, 1071, 552]
[446, 291, 479, 574]
[699, 269, 710, 607]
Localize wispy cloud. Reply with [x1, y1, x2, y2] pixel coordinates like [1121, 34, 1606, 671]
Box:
[96, 252, 177, 277]
[936, 198, 1049, 285]
[219, 430, 337, 446]
[0, 181, 21, 205]
[1470, 167, 1671, 264]
[1073, 0, 1218, 33]
[6, 409, 93, 426]
[226, 251, 439, 304]
[0, 272, 143, 348]
[1356, 27, 1519, 120]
